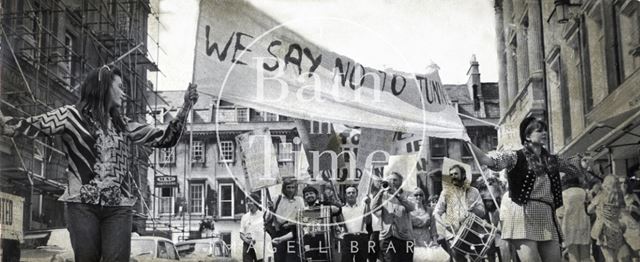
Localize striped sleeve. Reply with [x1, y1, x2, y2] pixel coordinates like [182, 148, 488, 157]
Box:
[127, 117, 186, 148]
[4, 106, 71, 138]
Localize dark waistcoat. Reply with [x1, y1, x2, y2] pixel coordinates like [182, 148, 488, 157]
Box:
[507, 149, 563, 208]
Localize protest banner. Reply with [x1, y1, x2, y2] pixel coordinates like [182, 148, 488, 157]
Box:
[235, 127, 281, 192]
[192, 0, 466, 137]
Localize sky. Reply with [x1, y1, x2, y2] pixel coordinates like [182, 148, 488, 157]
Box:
[150, 0, 498, 91]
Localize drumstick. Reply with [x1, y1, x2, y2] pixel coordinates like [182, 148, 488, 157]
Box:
[433, 215, 455, 236]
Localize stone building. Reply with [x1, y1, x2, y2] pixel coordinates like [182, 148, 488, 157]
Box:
[493, 0, 640, 179]
[0, 0, 157, 239]
[145, 92, 299, 258]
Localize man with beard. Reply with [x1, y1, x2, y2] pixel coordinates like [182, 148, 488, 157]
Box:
[300, 186, 342, 261]
[434, 165, 486, 262]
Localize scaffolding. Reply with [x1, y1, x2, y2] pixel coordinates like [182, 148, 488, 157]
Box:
[0, 0, 163, 231]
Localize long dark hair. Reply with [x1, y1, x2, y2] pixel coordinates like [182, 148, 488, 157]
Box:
[77, 66, 126, 133]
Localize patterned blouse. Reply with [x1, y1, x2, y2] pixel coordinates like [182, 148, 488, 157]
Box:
[5, 105, 189, 206]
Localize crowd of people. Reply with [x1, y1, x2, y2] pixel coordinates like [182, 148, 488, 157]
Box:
[238, 117, 640, 262]
[2, 65, 638, 262]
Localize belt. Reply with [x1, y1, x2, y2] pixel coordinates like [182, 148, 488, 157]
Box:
[527, 198, 563, 244]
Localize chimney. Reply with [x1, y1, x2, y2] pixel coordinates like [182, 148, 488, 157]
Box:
[467, 55, 486, 118]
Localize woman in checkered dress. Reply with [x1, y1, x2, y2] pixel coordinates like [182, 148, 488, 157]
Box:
[467, 117, 582, 262]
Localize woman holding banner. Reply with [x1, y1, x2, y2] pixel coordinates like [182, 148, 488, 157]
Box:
[0, 66, 198, 261]
[467, 117, 581, 262]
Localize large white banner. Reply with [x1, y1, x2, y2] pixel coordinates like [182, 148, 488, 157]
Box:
[192, 0, 466, 137]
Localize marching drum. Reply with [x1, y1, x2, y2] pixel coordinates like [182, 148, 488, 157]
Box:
[450, 213, 497, 262]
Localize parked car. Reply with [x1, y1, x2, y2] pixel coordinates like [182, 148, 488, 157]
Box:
[130, 236, 180, 262]
[175, 238, 236, 262]
[20, 228, 74, 262]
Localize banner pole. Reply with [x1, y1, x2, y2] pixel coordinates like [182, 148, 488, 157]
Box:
[261, 188, 267, 262]
[466, 143, 500, 211]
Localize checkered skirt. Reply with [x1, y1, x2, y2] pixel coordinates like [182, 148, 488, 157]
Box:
[501, 175, 561, 241]
[500, 176, 559, 241]
[488, 150, 565, 241]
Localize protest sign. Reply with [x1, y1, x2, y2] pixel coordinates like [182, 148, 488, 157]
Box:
[235, 127, 281, 191]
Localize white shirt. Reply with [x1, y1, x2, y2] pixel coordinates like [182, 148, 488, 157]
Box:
[241, 210, 264, 238]
[342, 202, 366, 233]
[240, 210, 273, 260]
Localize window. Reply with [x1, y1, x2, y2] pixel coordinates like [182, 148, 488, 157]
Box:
[33, 139, 45, 177]
[310, 121, 332, 134]
[236, 108, 249, 122]
[461, 141, 472, 158]
[29, 2, 40, 37]
[63, 32, 74, 73]
[33, 139, 44, 161]
[615, 0, 640, 81]
[579, 16, 594, 113]
[278, 143, 293, 162]
[260, 111, 279, 121]
[549, 45, 573, 145]
[159, 148, 175, 164]
[158, 188, 174, 215]
[218, 141, 234, 163]
[585, 3, 608, 105]
[218, 183, 234, 218]
[191, 140, 205, 163]
[517, 17, 530, 91]
[430, 137, 447, 158]
[189, 183, 204, 214]
[509, 41, 519, 90]
[216, 107, 237, 123]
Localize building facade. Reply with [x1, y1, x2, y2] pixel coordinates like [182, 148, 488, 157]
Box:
[0, 0, 157, 240]
[145, 56, 500, 261]
[494, 0, 640, 179]
[145, 92, 300, 258]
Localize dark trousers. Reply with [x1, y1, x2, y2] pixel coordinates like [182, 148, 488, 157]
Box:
[243, 242, 263, 262]
[368, 231, 380, 262]
[380, 236, 414, 262]
[341, 233, 369, 262]
[65, 203, 132, 262]
[274, 240, 299, 262]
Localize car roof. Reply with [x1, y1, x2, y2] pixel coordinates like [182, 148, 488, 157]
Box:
[131, 236, 174, 242]
[175, 238, 223, 245]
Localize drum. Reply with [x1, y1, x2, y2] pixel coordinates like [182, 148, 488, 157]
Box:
[450, 213, 497, 262]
